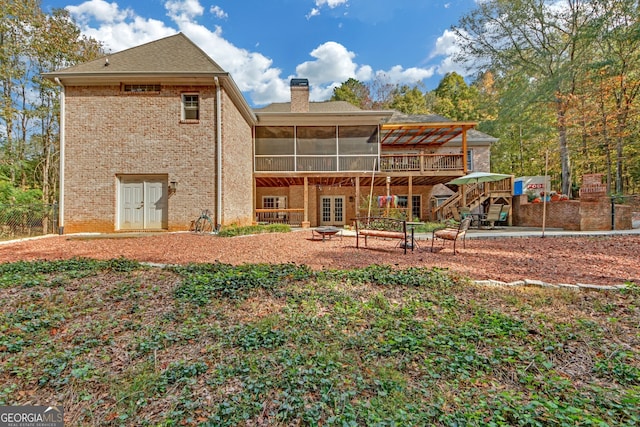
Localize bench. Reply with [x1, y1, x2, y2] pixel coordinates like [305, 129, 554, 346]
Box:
[355, 217, 411, 254]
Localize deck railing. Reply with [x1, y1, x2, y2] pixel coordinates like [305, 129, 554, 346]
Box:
[379, 153, 463, 172]
[255, 209, 304, 227]
[255, 153, 464, 173]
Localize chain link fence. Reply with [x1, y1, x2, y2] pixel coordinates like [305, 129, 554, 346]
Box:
[0, 203, 58, 240]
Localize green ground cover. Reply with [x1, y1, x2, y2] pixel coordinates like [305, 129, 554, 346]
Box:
[0, 258, 638, 426]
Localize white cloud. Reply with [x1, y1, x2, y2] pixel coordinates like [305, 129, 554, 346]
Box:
[64, 0, 442, 106]
[65, 0, 286, 105]
[380, 65, 435, 82]
[295, 42, 376, 101]
[306, 8, 320, 20]
[66, 1, 175, 52]
[316, 0, 349, 8]
[165, 0, 204, 23]
[66, 0, 131, 24]
[430, 29, 474, 77]
[210, 5, 228, 19]
[292, 41, 434, 101]
[296, 42, 357, 84]
[307, 0, 348, 18]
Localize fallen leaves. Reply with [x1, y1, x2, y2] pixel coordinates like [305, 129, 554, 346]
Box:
[0, 232, 638, 286]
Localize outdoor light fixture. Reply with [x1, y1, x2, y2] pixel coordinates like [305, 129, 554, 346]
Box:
[169, 181, 178, 195]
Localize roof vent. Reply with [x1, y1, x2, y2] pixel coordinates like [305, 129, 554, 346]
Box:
[290, 78, 309, 87]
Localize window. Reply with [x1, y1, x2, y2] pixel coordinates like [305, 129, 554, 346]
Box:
[296, 126, 336, 155]
[338, 126, 378, 155]
[255, 126, 295, 155]
[262, 196, 288, 220]
[467, 149, 474, 171]
[396, 195, 422, 221]
[262, 196, 287, 209]
[182, 94, 199, 120]
[123, 84, 160, 93]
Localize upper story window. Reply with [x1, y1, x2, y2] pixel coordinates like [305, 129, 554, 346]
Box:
[254, 125, 379, 172]
[255, 126, 294, 155]
[182, 93, 199, 121]
[296, 126, 336, 155]
[123, 84, 160, 93]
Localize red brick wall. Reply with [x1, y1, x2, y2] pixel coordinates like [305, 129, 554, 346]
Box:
[63, 83, 252, 233]
[220, 88, 254, 226]
[613, 204, 632, 230]
[580, 199, 611, 231]
[513, 197, 633, 230]
[514, 200, 581, 230]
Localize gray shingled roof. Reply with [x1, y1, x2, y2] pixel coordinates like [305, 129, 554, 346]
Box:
[52, 33, 226, 75]
[254, 101, 364, 113]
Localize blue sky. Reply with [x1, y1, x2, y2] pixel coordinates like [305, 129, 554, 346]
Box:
[41, 0, 479, 106]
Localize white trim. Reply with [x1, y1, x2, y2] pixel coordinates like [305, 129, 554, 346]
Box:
[181, 92, 199, 121]
[214, 78, 222, 227]
[55, 78, 65, 234]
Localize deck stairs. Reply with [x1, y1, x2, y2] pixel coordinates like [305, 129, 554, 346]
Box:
[433, 178, 513, 221]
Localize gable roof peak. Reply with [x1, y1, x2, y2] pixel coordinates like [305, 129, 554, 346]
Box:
[48, 32, 226, 75]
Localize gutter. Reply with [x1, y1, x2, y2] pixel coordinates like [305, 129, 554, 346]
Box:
[214, 76, 222, 228]
[54, 78, 65, 234]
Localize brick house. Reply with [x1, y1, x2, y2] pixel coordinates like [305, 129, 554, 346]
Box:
[45, 33, 503, 233]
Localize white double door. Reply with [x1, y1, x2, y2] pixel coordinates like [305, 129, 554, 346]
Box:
[320, 196, 345, 226]
[119, 176, 167, 230]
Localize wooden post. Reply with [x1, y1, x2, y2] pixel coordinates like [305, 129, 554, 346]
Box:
[355, 177, 360, 219]
[462, 128, 468, 173]
[302, 177, 310, 228]
[252, 177, 257, 225]
[385, 176, 391, 217]
[408, 175, 413, 221]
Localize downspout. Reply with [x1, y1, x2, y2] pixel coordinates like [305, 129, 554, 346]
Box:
[54, 78, 65, 235]
[214, 77, 222, 228]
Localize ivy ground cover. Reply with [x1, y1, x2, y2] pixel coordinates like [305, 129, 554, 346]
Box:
[0, 258, 638, 426]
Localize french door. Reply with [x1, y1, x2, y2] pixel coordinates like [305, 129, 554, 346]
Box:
[119, 176, 168, 230]
[320, 196, 345, 226]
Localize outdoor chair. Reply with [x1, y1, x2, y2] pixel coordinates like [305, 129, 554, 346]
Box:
[481, 204, 504, 229]
[431, 217, 472, 255]
[498, 204, 511, 225]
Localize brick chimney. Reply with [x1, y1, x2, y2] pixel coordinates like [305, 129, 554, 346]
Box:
[290, 78, 309, 113]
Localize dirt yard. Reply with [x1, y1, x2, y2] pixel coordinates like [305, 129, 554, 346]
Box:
[1, 231, 639, 286]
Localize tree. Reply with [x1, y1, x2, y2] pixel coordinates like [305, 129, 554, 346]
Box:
[330, 78, 372, 109]
[588, 0, 640, 194]
[432, 72, 480, 120]
[0, 0, 101, 205]
[453, 0, 597, 196]
[388, 84, 428, 114]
